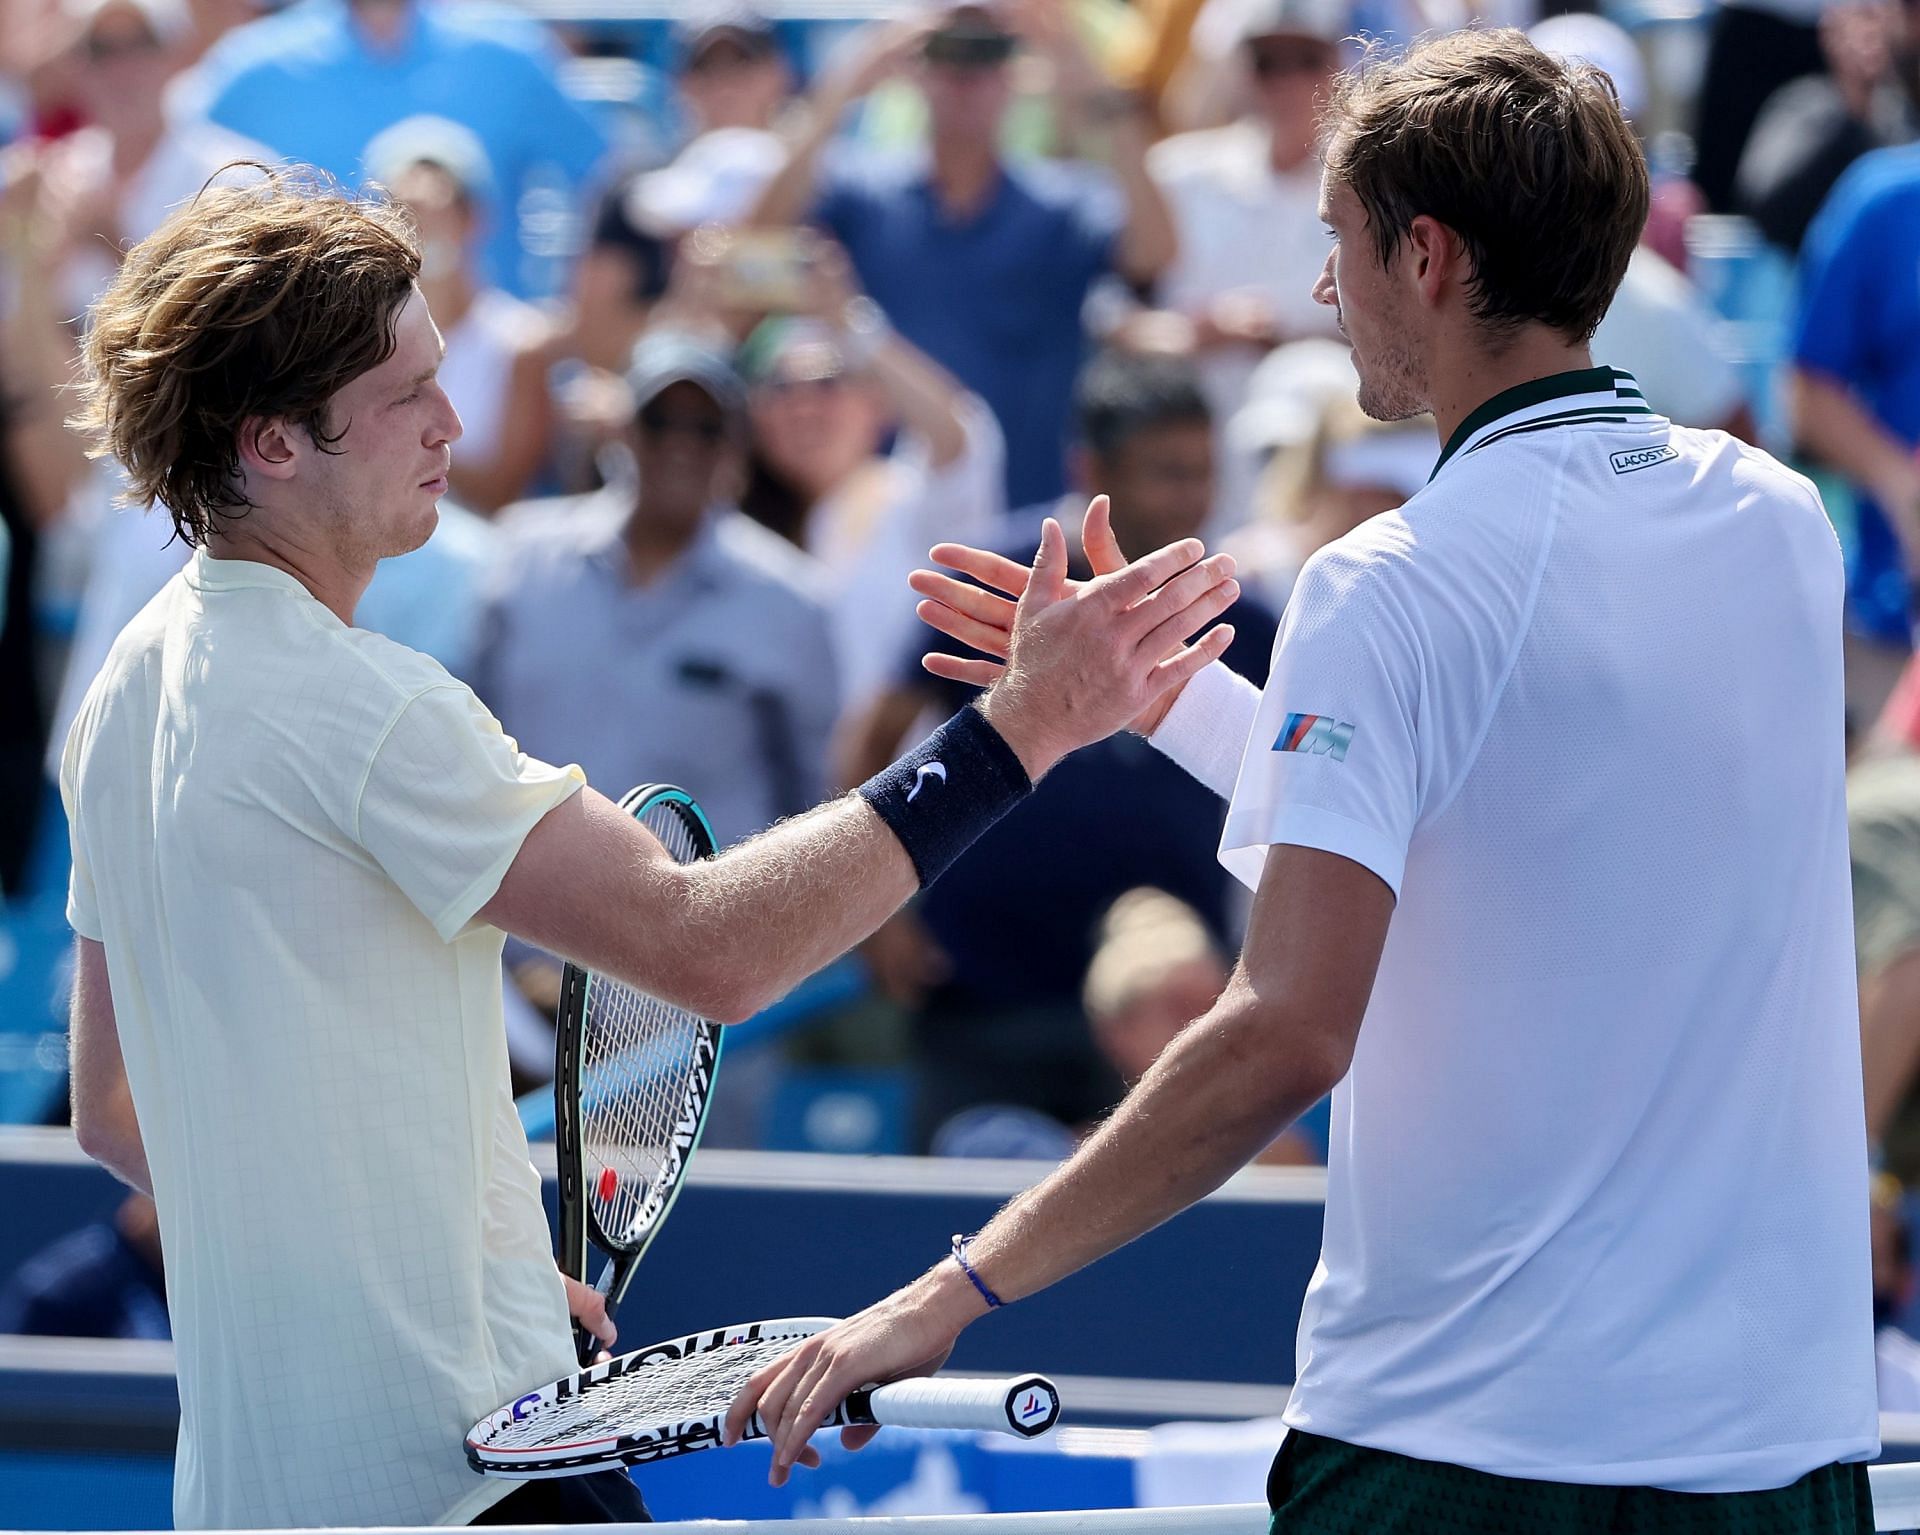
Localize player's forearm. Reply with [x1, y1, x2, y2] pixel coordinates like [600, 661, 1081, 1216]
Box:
[668, 795, 919, 1022]
[1792, 369, 1920, 518]
[746, 109, 840, 231]
[68, 938, 153, 1195]
[942, 982, 1342, 1310]
[74, 1082, 153, 1196]
[1108, 114, 1178, 284]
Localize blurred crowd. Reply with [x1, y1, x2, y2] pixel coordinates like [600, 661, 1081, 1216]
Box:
[19, 0, 1920, 1403]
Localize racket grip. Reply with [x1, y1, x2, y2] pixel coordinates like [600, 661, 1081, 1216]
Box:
[848, 1374, 1060, 1439]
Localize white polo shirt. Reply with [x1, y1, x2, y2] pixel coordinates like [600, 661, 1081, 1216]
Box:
[60, 550, 585, 1529]
[1156, 367, 1877, 1490]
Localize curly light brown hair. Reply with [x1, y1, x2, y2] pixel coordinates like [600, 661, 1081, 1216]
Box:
[1322, 30, 1649, 345]
[74, 165, 422, 547]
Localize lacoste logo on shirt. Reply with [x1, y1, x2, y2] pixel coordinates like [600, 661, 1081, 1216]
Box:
[1276, 714, 1355, 761]
[908, 761, 948, 801]
[1609, 445, 1678, 475]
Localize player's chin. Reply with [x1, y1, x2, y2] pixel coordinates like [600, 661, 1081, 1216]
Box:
[391, 500, 439, 556]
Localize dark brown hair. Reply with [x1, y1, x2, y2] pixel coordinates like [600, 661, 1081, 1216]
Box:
[1322, 29, 1649, 344]
[74, 165, 422, 546]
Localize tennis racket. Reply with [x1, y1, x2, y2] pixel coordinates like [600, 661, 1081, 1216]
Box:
[466, 1317, 1062, 1477]
[555, 783, 723, 1366]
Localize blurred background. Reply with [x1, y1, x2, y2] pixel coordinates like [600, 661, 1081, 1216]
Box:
[10, 0, 1920, 1519]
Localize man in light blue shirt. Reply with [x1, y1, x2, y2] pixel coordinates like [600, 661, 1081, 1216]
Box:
[474, 334, 839, 852]
[184, 0, 605, 296]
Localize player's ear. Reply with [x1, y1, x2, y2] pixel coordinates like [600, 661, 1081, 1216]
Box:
[1403, 214, 1458, 310]
[236, 416, 301, 483]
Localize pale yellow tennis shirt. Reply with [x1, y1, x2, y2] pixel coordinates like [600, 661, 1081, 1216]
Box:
[60, 548, 584, 1529]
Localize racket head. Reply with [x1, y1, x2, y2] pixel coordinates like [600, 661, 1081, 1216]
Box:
[467, 1317, 836, 1478]
[555, 785, 723, 1299]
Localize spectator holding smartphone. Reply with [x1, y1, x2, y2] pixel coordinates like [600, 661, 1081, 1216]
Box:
[747, 0, 1178, 508]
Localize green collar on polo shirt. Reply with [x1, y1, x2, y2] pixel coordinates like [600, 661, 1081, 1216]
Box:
[1431, 366, 1654, 480]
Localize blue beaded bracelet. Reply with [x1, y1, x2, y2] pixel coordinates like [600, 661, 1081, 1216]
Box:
[950, 1233, 1005, 1309]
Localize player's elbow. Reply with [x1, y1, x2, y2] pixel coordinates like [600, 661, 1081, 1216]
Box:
[1217, 986, 1356, 1117]
[71, 1092, 135, 1178]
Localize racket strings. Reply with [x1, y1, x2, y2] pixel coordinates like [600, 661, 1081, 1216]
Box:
[582, 804, 712, 1248]
[482, 1337, 796, 1450]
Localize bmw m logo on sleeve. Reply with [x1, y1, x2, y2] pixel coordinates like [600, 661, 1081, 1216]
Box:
[1276, 713, 1355, 761]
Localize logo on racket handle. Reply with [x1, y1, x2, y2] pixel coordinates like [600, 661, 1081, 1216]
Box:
[1004, 1377, 1061, 1436]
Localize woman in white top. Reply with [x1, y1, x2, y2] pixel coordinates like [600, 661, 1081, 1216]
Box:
[739, 245, 1004, 712]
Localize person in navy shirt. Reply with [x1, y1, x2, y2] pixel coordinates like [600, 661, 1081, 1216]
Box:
[1791, 143, 1920, 717]
[747, 1, 1176, 508]
[181, 0, 605, 297]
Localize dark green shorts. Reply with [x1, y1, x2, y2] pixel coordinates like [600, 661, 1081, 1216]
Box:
[1266, 1429, 1874, 1535]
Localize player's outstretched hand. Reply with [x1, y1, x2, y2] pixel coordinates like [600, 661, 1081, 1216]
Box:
[721, 1281, 969, 1487]
[912, 496, 1217, 739]
[960, 502, 1236, 777]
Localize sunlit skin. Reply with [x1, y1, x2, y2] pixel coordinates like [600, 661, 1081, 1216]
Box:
[1246, 34, 1339, 173]
[74, 3, 176, 149]
[918, 56, 1014, 150]
[680, 36, 792, 133]
[624, 380, 743, 576]
[216, 285, 462, 623]
[750, 373, 888, 503]
[1313, 177, 1429, 424]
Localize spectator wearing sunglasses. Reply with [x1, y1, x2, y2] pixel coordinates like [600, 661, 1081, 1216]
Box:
[38, 0, 266, 319]
[1119, 0, 1349, 532]
[473, 333, 838, 855]
[746, 0, 1178, 509]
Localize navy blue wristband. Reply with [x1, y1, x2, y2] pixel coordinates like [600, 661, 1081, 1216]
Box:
[950, 1233, 1005, 1309]
[858, 705, 1032, 888]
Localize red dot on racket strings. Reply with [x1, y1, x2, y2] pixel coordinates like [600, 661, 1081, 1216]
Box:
[597, 1167, 618, 1203]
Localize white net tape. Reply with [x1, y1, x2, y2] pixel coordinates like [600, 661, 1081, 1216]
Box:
[582, 800, 713, 1248]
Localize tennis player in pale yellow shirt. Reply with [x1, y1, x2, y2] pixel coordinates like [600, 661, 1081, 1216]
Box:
[59, 166, 1238, 1530]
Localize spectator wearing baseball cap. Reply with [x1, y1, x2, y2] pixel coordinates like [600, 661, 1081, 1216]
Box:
[474, 330, 838, 1145]
[474, 331, 839, 856]
[745, 0, 1179, 509]
[1122, 0, 1350, 531]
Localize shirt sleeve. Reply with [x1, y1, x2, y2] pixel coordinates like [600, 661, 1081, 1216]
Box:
[354, 683, 585, 942]
[1791, 163, 1890, 384]
[1219, 545, 1424, 896]
[58, 717, 103, 942]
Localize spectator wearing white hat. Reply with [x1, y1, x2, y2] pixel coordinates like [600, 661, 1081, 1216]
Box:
[368, 116, 553, 514]
[1121, 0, 1349, 530]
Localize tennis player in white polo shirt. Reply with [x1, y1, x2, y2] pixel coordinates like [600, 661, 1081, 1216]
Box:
[731, 29, 1880, 1533]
